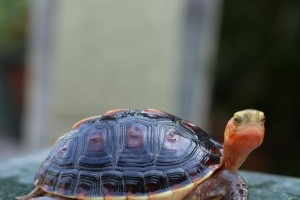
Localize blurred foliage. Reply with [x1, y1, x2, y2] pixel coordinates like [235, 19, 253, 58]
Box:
[0, 0, 28, 51]
[212, 0, 300, 177]
[0, 0, 28, 138]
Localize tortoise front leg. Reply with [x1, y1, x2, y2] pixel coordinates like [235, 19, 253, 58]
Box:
[192, 169, 249, 200]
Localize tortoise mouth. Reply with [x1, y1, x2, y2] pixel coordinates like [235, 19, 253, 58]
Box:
[235, 124, 264, 144]
[235, 123, 265, 135]
[228, 124, 263, 145]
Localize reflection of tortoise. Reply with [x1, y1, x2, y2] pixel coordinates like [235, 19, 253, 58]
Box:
[16, 109, 265, 200]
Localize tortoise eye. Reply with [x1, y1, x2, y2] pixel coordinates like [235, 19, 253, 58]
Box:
[233, 115, 242, 124]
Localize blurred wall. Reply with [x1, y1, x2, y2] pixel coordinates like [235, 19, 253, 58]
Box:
[22, 0, 222, 157]
[48, 0, 183, 142]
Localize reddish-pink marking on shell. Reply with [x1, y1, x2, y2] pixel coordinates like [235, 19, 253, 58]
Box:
[87, 129, 106, 152]
[142, 109, 172, 119]
[162, 129, 190, 151]
[104, 109, 130, 116]
[78, 183, 90, 197]
[71, 116, 99, 130]
[57, 186, 66, 196]
[57, 143, 69, 158]
[126, 124, 146, 148]
[144, 109, 167, 115]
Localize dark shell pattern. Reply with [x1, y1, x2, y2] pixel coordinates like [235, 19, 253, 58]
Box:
[35, 109, 223, 198]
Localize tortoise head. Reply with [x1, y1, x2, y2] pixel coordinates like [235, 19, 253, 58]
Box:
[223, 109, 265, 171]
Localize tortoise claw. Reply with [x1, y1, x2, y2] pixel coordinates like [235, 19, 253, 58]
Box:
[227, 182, 248, 200]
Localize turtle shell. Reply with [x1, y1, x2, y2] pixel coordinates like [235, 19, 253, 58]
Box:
[35, 109, 223, 199]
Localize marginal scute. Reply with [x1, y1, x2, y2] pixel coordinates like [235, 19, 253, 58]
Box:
[41, 167, 60, 192]
[123, 172, 145, 194]
[104, 196, 127, 200]
[141, 109, 169, 118]
[59, 171, 77, 188]
[101, 171, 125, 196]
[165, 169, 191, 188]
[144, 171, 169, 194]
[148, 190, 173, 200]
[181, 120, 209, 141]
[72, 116, 99, 130]
[105, 109, 130, 115]
[35, 109, 223, 199]
[126, 196, 148, 200]
[101, 109, 131, 120]
[76, 172, 100, 197]
[193, 170, 215, 186]
[172, 182, 194, 200]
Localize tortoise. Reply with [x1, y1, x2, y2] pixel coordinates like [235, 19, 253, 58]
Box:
[16, 108, 265, 200]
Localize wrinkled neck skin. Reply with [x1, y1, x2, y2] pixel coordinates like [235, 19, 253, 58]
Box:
[222, 119, 265, 171]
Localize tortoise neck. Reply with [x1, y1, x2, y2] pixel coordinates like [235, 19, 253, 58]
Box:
[222, 141, 249, 171]
[222, 123, 264, 171]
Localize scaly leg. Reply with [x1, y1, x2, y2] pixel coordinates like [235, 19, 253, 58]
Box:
[191, 169, 249, 200]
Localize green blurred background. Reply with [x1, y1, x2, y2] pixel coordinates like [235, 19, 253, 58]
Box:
[0, 0, 300, 178]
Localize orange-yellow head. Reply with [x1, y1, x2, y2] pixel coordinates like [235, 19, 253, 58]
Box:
[223, 109, 265, 171]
